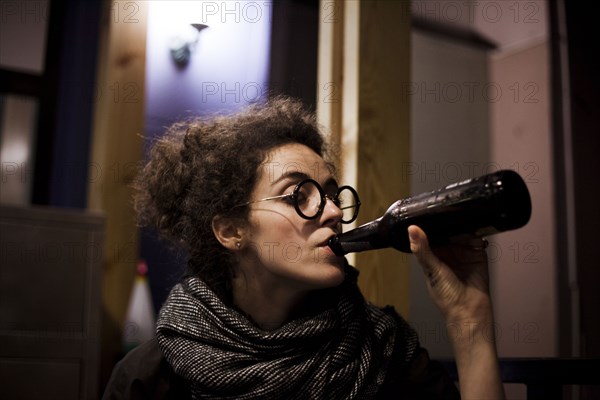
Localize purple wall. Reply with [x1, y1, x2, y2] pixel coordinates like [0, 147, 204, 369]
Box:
[142, 1, 273, 310]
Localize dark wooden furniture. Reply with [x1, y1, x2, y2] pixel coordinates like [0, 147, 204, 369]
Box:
[0, 205, 104, 399]
[441, 357, 600, 399]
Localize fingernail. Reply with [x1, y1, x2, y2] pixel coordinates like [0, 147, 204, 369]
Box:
[408, 227, 418, 243]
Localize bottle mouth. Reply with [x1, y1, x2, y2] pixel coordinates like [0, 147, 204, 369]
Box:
[328, 239, 377, 256]
[321, 235, 336, 248]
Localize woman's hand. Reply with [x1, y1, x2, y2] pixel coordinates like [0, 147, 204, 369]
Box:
[407, 225, 491, 323]
[408, 225, 505, 399]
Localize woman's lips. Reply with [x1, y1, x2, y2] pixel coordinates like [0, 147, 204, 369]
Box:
[318, 234, 337, 248]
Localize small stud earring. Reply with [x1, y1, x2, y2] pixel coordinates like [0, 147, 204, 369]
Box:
[236, 242, 241, 249]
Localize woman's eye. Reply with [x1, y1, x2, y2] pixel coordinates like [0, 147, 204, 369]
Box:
[333, 196, 342, 207]
[295, 191, 309, 205]
[325, 191, 341, 206]
[282, 193, 296, 205]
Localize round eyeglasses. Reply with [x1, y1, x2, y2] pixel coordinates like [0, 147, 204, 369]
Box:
[240, 179, 361, 224]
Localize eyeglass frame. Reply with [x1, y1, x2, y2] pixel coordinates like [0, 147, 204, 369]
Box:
[235, 178, 361, 224]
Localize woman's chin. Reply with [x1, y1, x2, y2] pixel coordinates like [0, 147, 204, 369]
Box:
[310, 263, 346, 288]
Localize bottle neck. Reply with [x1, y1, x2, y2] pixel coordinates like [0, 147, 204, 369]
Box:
[328, 218, 388, 256]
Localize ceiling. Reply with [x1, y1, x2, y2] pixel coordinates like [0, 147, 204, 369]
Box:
[412, 0, 548, 54]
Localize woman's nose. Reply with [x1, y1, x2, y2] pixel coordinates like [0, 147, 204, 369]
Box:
[321, 196, 343, 225]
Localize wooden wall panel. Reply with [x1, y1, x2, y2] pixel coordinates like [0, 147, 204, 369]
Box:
[87, 0, 148, 385]
[355, 0, 411, 315]
[318, 0, 411, 315]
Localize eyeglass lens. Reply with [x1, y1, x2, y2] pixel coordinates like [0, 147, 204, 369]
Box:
[336, 187, 359, 223]
[295, 180, 359, 223]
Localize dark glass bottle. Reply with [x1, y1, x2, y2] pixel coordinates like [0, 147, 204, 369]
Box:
[328, 169, 532, 255]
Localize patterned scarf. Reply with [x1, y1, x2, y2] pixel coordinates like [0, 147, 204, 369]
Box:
[156, 268, 418, 399]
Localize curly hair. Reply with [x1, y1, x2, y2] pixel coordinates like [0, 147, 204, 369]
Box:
[134, 97, 334, 300]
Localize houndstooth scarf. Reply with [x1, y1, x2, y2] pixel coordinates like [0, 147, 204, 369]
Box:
[156, 268, 418, 399]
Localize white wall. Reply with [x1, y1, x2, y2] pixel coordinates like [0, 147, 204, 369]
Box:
[489, 42, 556, 358]
[145, 0, 272, 124]
[409, 31, 490, 358]
[410, 2, 554, 397]
[410, 0, 555, 358]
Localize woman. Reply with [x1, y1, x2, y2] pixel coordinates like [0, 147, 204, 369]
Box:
[103, 97, 505, 399]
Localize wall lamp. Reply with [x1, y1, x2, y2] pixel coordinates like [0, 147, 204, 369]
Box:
[169, 23, 208, 67]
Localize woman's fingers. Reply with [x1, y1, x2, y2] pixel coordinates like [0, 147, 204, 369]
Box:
[408, 225, 445, 287]
[408, 225, 492, 315]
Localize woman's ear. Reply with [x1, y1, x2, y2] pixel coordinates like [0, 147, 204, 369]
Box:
[212, 215, 245, 251]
